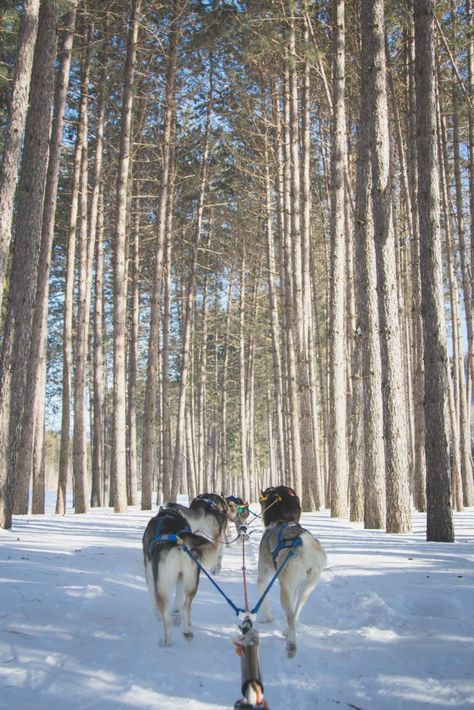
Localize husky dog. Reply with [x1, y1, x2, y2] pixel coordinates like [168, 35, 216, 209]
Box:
[259, 485, 302, 527]
[225, 495, 250, 536]
[257, 488, 326, 658]
[143, 506, 216, 646]
[165, 493, 229, 574]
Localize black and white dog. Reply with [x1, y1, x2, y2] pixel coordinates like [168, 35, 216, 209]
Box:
[257, 486, 326, 658]
[143, 506, 217, 646]
[166, 493, 229, 574]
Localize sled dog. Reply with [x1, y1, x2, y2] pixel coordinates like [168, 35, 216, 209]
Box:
[143, 506, 216, 646]
[257, 487, 326, 658]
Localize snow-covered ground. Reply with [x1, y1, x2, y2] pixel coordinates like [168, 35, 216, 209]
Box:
[1, 495, 473, 710]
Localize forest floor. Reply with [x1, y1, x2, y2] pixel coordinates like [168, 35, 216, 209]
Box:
[0, 495, 473, 709]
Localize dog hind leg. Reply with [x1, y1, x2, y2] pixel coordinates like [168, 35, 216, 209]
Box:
[279, 581, 298, 657]
[257, 559, 274, 624]
[172, 572, 184, 626]
[181, 565, 199, 640]
[156, 591, 172, 647]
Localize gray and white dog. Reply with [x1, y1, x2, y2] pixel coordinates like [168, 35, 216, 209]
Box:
[257, 487, 327, 658]
[143, 506, 217, 646]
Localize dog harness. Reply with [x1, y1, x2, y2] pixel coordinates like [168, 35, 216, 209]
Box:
[271, 523, 303, 567]
[196, 495, 223, 510]
[148, 509, 191, 555]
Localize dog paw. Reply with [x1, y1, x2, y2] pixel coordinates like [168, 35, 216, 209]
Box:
[159, 638, 172, 647]
[183, 631, 193, 641]
[172, 610, 181, 626]
[286, 642, 296, 658]
[258, 615, 274, 624]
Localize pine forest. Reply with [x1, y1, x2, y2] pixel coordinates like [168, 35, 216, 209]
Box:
[0, 0, 473, 543]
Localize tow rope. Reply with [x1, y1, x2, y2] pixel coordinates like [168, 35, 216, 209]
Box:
[173, 505, 298, 710]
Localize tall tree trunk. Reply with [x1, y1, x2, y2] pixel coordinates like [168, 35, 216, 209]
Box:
[160, 170, 175, 502]
[30, 366, 46, 514]
[171, 68, 212, 500]
[127, 193, 140, 506]
[56, 33, 88, 516]
[141, 10, 179, 509]
[405, 20, 427, 512]
[355, 16, 386, 529]
[467, 0, 474, 406]
[282, 66, 302, 494]
[220, 270, 234, 495]
[112, 0, 141, 513]
[14, 7, 77, 514]
[414, 0, 454, 542]
[272, 81, 293, 485]
[450, 1, 474, 416]
[297, 9, 320, 510]
[197, 273, 210, 492]
[72, 19, 91, 515]
[0, 0, 40, 307]
[239, 254, 250, 501]
[0, 1, 60, 529]
[363, 0, 411, 533]
[328, 0, 348, 517]
[246, 266, 260, 498]
[438, 105, 474, 508]
[91, 192, 105, 507]
[263, 135, 285, 481]
[89, 26, 109, 508]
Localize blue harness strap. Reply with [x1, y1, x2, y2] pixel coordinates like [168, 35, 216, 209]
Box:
[251, 549, 295, 615]
[181, 544, 244, 616]
[271, 523, 303, 567]
[178, 522, 304, 618]
[147, 511, 191, 555]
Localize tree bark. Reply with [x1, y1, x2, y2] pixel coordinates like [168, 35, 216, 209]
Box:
[328, 0, 348, 517]
[355, 15, 386, 529]
[438, 103, 474, 508]
[72, 19, 92, 515]
[127, 193, 140, 506]
[141, 8, 179, 509]
[414, 0, 454, 542]
[171, 65, 212, 501]
[363, 0, 411, 533]
[0, 1, 60, 529]
[57, 29, 88, 516]
[14, 7, 77, 514]
[112, 0, 141, 513]
[91, 192, 105, 508]
[90, 26, 109, 508]
[0, 0, 40, 307]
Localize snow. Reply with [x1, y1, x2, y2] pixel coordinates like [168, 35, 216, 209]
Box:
[1, 496, 473, 709]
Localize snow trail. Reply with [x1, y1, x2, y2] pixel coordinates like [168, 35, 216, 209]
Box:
[1, 501, 473, 709]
